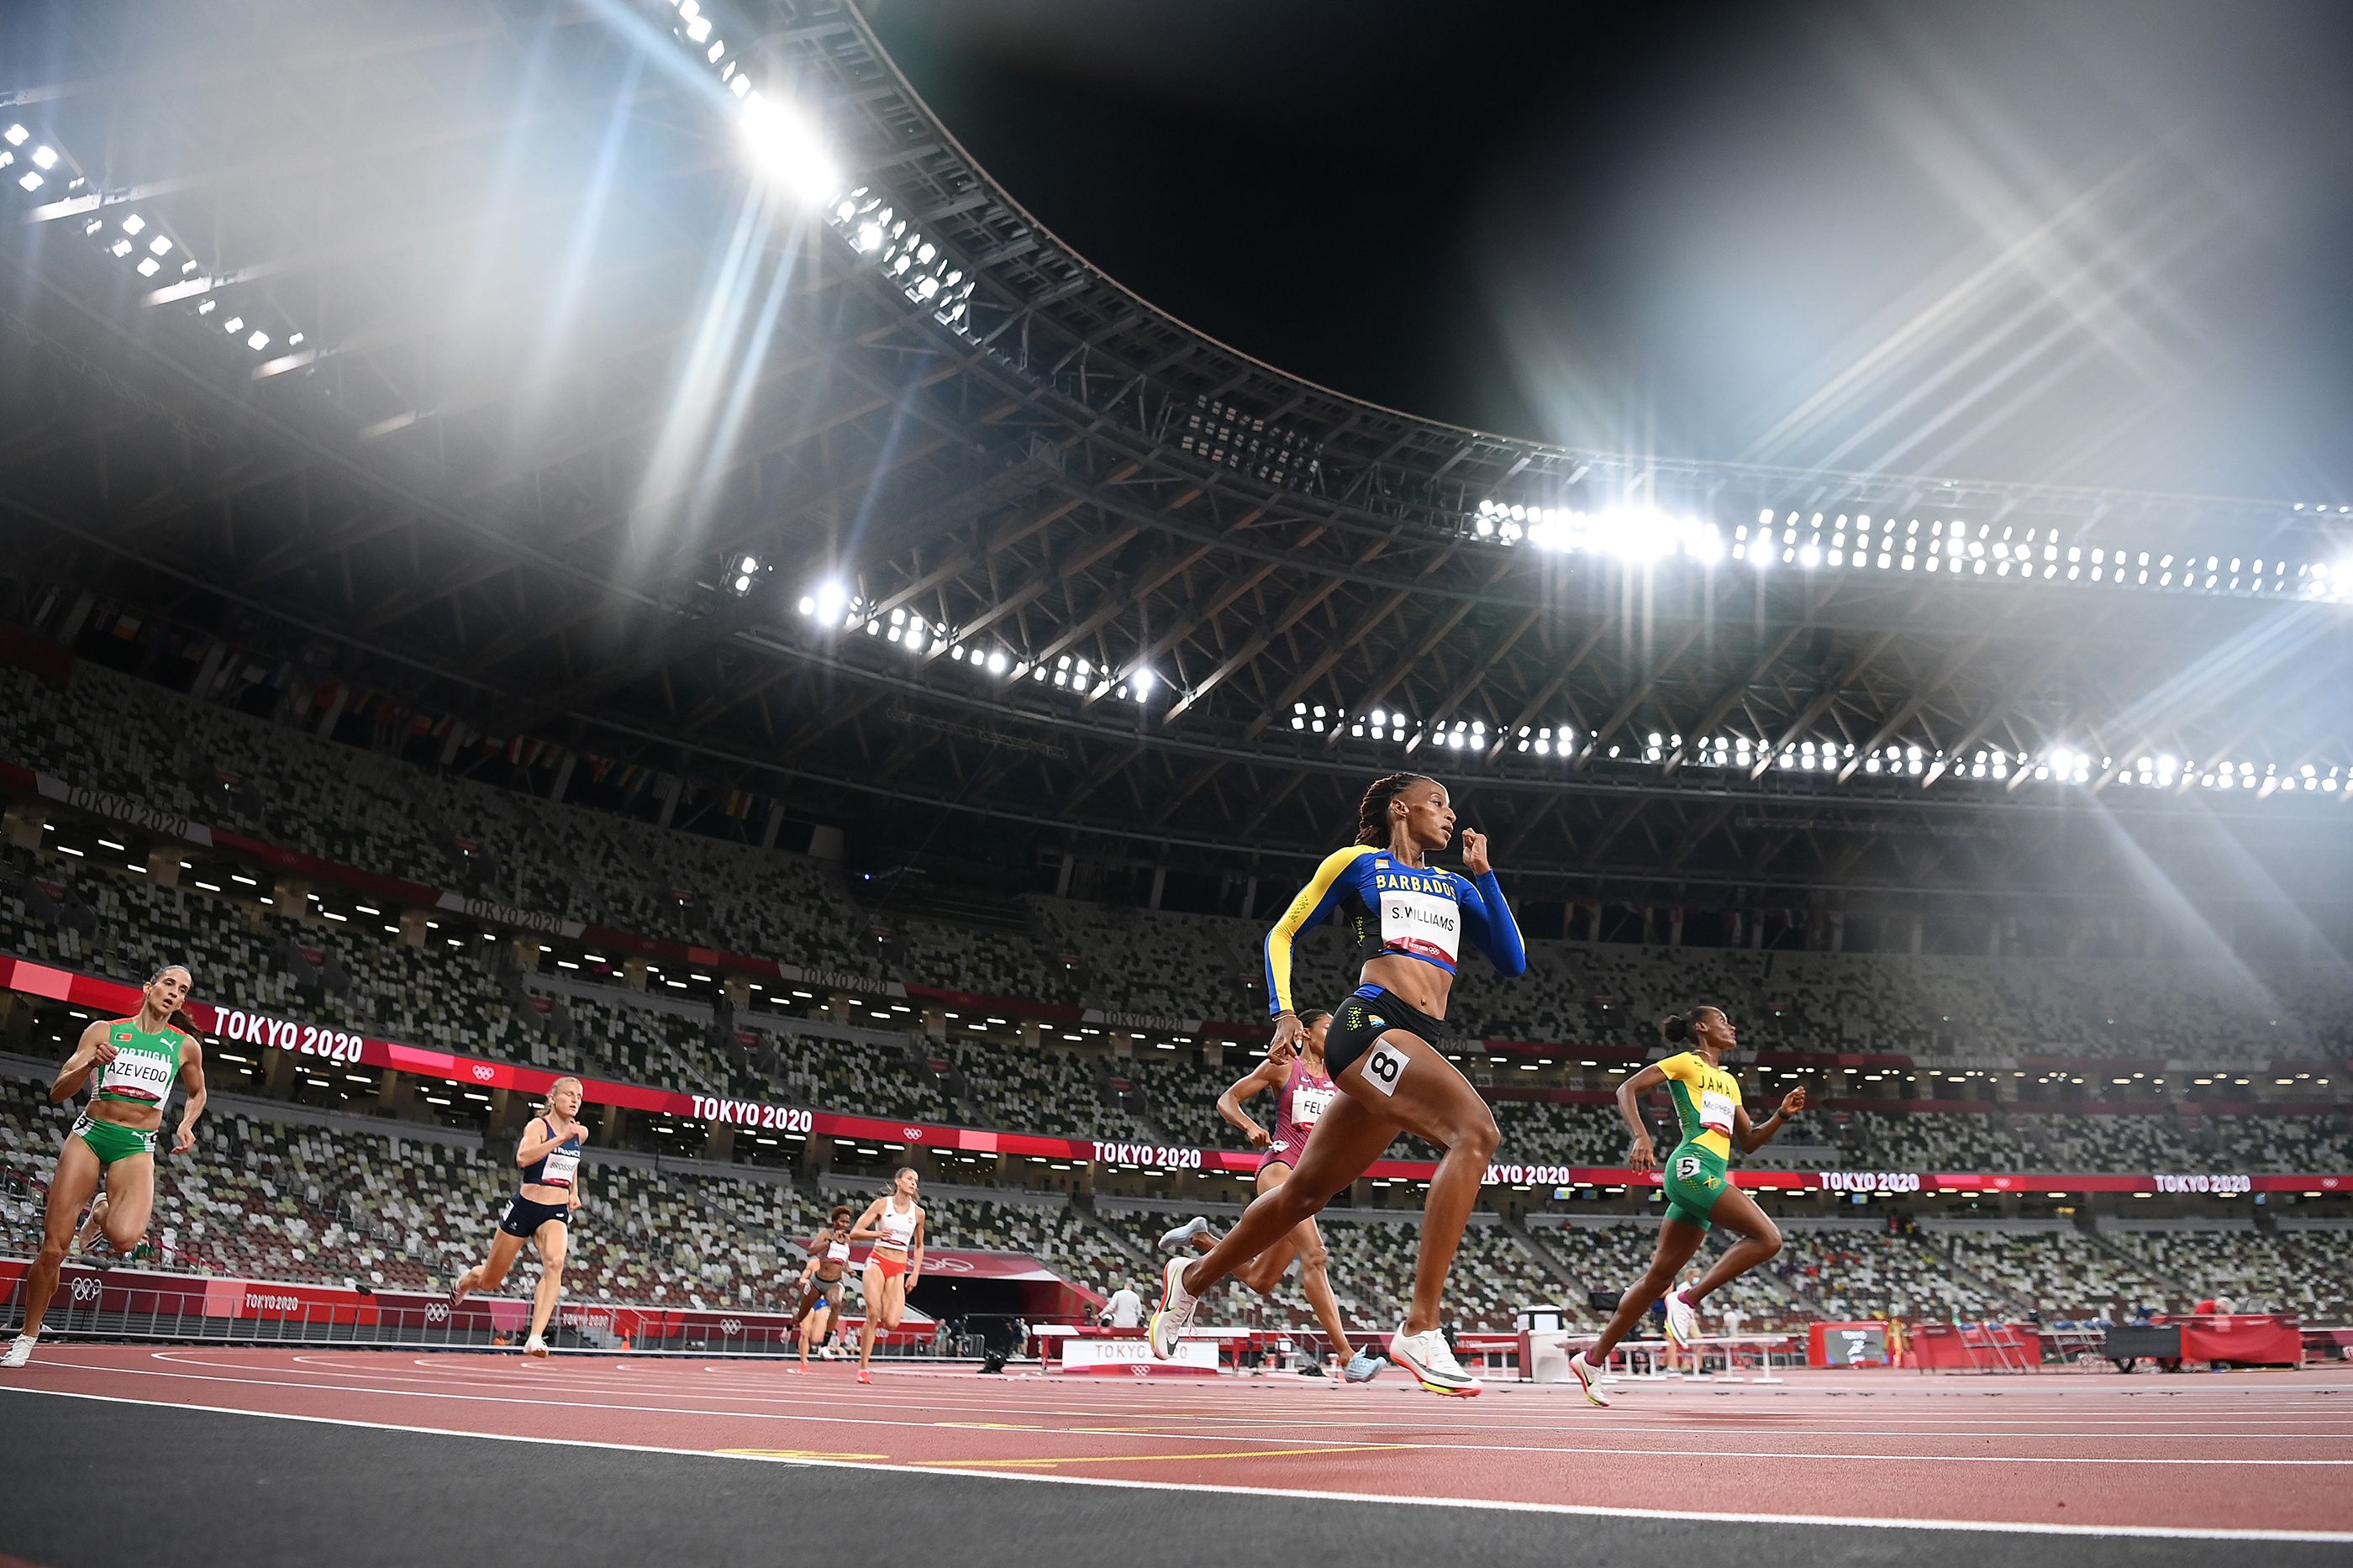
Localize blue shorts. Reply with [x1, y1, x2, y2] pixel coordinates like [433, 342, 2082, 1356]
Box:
[497, 1195, 572, 1239]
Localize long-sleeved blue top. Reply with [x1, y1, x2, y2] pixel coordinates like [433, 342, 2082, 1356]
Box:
[1261, 844, 1527, 1016]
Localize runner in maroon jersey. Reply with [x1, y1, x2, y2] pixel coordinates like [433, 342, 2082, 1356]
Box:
[1158, 1011, 1384, 1381]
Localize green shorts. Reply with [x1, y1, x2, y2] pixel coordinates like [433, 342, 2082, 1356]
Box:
[1661, 1140, 1729, 1229]
[71, 1113, 158, 1169]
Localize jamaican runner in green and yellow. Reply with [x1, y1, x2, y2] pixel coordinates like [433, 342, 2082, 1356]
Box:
[5, 964, 208, 1370]
[1565, 1005, 1806, 1406]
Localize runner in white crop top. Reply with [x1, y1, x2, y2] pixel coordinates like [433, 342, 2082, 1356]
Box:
[848, 1168, 926, 1384]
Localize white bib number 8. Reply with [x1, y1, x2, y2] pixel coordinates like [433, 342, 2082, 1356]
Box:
[1361, 1039, 1409, 1097]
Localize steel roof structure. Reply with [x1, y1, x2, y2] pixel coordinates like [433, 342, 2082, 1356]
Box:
[3, 0, 2350, 914]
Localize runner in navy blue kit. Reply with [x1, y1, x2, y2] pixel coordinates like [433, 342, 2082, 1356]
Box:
[451, 1076, 588, 1358]
[1148, 774, 1525, 1397]
[1158, 1010, 1384, 1382]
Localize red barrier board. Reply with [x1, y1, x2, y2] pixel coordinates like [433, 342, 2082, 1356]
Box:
[1908, 1320, 2037, 1370]
[2181, 1313, 2303, 1366]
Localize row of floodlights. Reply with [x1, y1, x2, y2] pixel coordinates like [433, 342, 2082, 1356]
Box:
[1469, 498, 2351, 599]
[8, 124, 307, 363]
[792, 581, 1155, 701]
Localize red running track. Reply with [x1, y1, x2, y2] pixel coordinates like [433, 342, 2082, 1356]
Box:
[6, 1347, 2352, 1539]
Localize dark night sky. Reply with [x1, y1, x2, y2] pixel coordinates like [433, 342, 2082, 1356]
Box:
[866, 0, 2353, 502]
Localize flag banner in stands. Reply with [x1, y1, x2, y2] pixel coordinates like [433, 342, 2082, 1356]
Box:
[23, 770, 216, 847]
[429, 891, 582, 939]
[1081, 1007, 1205, 1034]
[6, 956, 2347, 1196]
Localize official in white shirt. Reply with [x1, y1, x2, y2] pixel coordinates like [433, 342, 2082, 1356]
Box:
[1102, 1286, 1145, 1329]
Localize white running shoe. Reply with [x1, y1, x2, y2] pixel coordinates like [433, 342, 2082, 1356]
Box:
[1568, 1350, 1612, 1407]
[1147, 1255, 1198, 1360]
[1388, 1327, 1480, 1397]
[1157, 1216, 1212, 1255]
[2, 1333, 34, 1369]
[1663, 1287, 1698, 1349]
[524, 1334, 550, 1358]
[1342, 1346, 1387, 1384]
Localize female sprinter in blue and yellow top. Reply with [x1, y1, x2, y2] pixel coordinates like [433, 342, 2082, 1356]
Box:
[1567, 1005, 1805, 1405]
[1147, 773, 1524, 1397]
[6, 963, 209, 1368]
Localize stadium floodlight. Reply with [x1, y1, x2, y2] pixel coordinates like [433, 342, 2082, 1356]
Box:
[108, 238, 132, 257]
[733, 574, 753, 593]
[685, 14, 712, 43]
[16, 171, 40, 192]
[223, 316, 244, 333]
[119, 211, 143, 234]
[136, 256, 159, 276]
[247, 330, 270, 350]
[740, 555, 759, 574]
[2, 125, 24, 146]
[1129, 666, 1155, 696]
[149, 234, 171, 255]
[986, 650, 1008, 675]
[739, 91, 839, 203]
[197, 298, 216, 315]
[30, 145, 57, 171]
[809, 579, 847, 623]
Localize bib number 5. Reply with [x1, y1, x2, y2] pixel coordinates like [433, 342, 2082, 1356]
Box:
[1674, 1155, 1702, 1181]
[1361, 1039, 1410, 1097]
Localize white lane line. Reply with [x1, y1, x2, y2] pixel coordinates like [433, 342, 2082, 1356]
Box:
[163, 1350, 2353, 1411]
[3, 1385, 2348, 1544]
[129, 1353, 2353, 1435]
[101, 1352, 2353, 1444]
[13, 1359, 2353, 1466]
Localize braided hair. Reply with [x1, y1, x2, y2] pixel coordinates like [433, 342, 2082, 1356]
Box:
[1355, 773, 1434, 846]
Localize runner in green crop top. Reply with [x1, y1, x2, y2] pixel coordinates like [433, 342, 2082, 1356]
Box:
[4, 963, 208, 1369]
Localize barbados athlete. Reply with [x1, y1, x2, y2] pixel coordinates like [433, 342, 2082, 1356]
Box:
[1567, 1006, 1807, 1405]
[1148, 773, 1524, 1397]
[450, 1076, 590, 1359]
[6, 964, 209, 1369]
[1159, 1009, 1385, 1382]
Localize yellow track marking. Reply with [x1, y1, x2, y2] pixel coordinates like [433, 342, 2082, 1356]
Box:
[934, 1421, 1040, 1429]
[916, 1444, 1411, 1470]
[714, 1448, 890, 1460]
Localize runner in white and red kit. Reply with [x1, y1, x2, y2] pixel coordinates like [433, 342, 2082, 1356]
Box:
[1159, 1010, 1385, 1382]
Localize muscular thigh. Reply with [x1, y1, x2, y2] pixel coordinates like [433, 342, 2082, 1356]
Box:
[43, 1137, 103, 1237]
[1251, 1161, 1311, 1265]
[1335, 1029, 1489, 1153]
[103, 1155, 157, 1218]
[1703, 1184, 1776, 1245]
[1274, 1089, 1403, 1206]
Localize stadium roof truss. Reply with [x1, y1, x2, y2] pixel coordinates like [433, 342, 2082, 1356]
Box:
[1, 0, 2349, 903]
